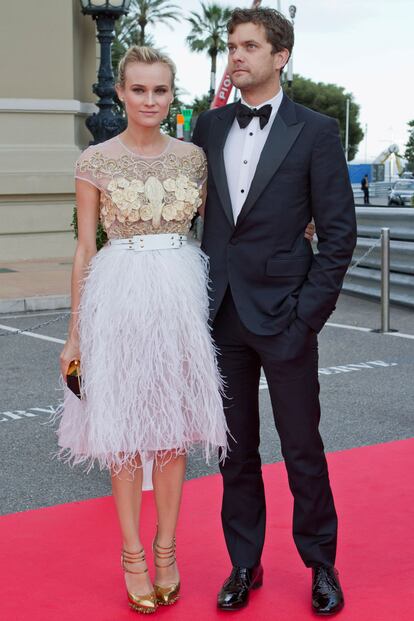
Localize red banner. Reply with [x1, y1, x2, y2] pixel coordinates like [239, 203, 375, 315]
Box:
[210, 0, 262, 109]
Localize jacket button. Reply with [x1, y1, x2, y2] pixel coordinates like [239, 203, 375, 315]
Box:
[230, 238, 238, 246]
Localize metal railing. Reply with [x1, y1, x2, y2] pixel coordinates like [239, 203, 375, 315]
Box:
[380, 228, 390, 332]
[343, 207, 414, 310]
[352, 181, 392, 200]
[355, 207, 414, 241]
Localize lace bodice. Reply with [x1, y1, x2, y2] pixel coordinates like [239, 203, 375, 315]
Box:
[75, 136, 207, 238]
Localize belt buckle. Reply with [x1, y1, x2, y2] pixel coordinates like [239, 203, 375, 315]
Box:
[131, 235, 144, 251]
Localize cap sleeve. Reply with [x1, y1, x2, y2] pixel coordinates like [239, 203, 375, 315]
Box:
[74, 146, 101, 190]
[193, 145, 208, 188]
[191, 146, 207, 216]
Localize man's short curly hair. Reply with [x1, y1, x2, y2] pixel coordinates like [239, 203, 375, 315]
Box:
[227, 7, 294, 72]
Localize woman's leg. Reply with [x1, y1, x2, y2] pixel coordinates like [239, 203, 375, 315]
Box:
[111, 454, 153, 595]
[152, 452, 186, 586]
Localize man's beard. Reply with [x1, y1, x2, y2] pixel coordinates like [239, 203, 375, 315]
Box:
[230, 73, 253, 89]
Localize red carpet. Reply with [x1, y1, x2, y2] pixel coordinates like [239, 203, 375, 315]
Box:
[2, 439, 414, 621]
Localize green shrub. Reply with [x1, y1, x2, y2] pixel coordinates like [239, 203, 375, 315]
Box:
[71, 207, 108, 251]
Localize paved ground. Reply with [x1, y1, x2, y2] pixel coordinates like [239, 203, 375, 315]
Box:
[1, 293, 413, 516]
[0, 258, 72, 300]
[355, 198, 389, 206]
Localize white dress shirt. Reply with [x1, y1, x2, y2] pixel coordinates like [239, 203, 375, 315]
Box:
[224, 88, 284, 223]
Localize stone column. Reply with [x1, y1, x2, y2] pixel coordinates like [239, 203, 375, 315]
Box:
[0, 0, 97, 261]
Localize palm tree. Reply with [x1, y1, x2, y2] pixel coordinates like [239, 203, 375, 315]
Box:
[186, 2, 232, 101]
[112, 0, 180, 90]
[127, 0, 181, 46]
[192, 93, 211, 117]
[112, 16, 155, 79]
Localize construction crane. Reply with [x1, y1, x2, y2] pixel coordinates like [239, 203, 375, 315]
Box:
[373, 144, 404, 176]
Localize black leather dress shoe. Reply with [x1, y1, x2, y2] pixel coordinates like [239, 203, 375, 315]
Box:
[312, 565, 344, 615]
[217, 564, 263, 611]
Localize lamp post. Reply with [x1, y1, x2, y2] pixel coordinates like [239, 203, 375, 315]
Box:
[345, 97, 350, 162]
[79, 0, 131, 144]
[287, 5, 296, 92]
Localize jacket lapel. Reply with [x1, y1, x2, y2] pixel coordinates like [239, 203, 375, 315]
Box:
[208, 104, 237, 228]
[236, 95, 305, 226]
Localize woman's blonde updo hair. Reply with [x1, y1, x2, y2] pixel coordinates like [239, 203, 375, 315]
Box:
[117, 46, 176, 90]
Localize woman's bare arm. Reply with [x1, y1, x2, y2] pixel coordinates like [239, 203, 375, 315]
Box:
[59, 179, 100, 377]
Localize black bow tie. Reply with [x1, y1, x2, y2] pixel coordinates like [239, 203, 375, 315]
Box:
[236, 103, 272, 130]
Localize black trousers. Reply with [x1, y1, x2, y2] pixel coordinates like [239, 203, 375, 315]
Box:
[363, 188, 370, 204]
[213, 288, 338, 569]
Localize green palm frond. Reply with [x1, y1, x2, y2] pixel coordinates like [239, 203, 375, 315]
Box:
[113, 0, 182, 51]
[112, 0, 179, 76]
[129, 0, 181, 30]
[186, 2, 232, 57]
[186, 1, 232, 95]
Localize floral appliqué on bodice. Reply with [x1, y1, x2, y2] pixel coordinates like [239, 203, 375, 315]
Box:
[75, 137, 207, 238]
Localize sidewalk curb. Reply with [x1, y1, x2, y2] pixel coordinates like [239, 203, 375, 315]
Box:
[0, 295, 70, 314]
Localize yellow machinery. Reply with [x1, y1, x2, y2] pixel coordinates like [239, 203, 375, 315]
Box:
[373, 144, 404, 176]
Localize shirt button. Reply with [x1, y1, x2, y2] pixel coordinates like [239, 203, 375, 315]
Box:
[243, 160, 248, 164]
[249, 132, 253, 136]
[241, 189, 245, 193]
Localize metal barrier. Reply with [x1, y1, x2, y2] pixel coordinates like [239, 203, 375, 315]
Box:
[380, 228, 390, 332]
[352, 181, 392, 201]
[355, 207, 414, 241]
[352, 238, 414, 274]
[343, 207, 414, 309]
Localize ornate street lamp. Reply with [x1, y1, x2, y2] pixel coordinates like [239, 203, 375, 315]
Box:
[79, 0, 132, 144]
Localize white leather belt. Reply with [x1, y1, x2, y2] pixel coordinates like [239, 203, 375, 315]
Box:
[109, 233, 187, 251]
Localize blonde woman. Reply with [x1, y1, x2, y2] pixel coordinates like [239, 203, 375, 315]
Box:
[57, 47, 228, 614]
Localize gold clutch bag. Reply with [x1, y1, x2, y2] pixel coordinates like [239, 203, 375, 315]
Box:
[66, 359, 82, 399]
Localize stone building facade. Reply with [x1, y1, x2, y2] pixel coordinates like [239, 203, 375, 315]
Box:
[0, 0, 97, 260]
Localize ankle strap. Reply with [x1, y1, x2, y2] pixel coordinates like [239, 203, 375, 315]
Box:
[121, 548, 148, 575]
[153, 537, 176, 568]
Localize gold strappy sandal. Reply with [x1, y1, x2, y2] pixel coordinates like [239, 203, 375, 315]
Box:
[153, 535, 180, 606]
[121, 548, 157, 614]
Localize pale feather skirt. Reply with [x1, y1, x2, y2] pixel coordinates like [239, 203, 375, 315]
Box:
[55, 242, 228, 472]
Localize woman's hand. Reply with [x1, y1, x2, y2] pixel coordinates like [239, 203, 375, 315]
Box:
[60, 338, 81, 380]
[304, 221, 316, 241]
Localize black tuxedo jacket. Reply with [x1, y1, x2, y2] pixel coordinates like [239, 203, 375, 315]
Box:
[192, 95, 357, 336]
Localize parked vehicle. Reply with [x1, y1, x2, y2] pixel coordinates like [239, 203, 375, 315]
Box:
[388, 180, 414, 206]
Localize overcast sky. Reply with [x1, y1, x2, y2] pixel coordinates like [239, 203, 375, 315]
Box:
[147, 0, 413, 161]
